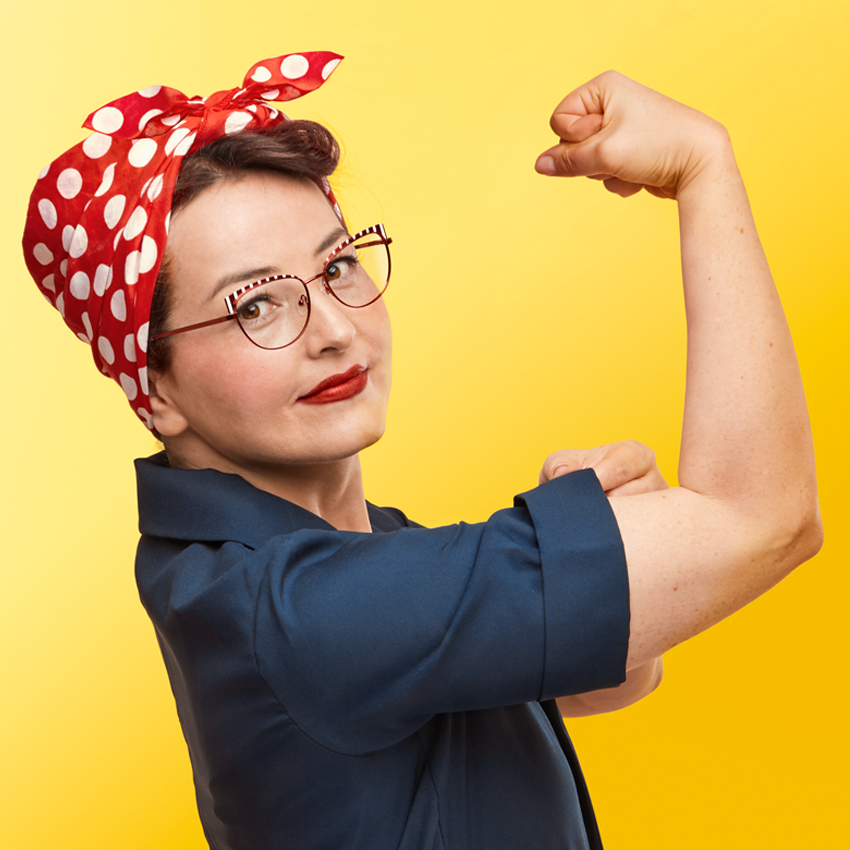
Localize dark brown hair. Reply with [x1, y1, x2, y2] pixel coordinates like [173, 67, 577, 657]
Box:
[146, 119, 340, 375]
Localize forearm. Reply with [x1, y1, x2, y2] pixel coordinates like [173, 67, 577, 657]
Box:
[556, 657, 663, 717]
[676, 130, 818, 524]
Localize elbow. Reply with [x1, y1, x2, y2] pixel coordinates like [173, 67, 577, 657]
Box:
[771, 490, 824, 572]
[648, 655, 664, 694]
[630, 655, 663, 701]
[795, 500, 824, 564]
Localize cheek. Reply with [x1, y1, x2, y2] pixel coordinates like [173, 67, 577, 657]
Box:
[172, 336, 294, 422]
[366, 301, 392, 360]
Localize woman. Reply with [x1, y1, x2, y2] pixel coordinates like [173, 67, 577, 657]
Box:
[22, 52, 821, 849]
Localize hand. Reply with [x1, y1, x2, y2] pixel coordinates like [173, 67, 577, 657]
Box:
[534, 70, 729, 199]
[539, 440, 668, 497]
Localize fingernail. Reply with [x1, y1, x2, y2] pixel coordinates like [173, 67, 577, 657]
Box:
[535, 156, 556, 175]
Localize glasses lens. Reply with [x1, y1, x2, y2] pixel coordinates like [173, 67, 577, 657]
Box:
[325, 231, 390, 307]
[234, 277, 310, 349]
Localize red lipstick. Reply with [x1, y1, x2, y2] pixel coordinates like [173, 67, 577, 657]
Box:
[298, 365, 368, 405]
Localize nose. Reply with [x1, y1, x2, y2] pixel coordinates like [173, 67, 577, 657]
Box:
[301, 284, 356, 356]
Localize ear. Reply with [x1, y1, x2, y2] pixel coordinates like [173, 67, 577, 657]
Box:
[148, 369, 190, 438]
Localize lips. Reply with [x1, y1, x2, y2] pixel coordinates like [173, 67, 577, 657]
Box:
[298, 365, 368, 405]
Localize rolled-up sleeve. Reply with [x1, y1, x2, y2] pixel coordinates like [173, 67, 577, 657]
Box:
[251, 469, 629, 754]
[516, 469, 630, 700]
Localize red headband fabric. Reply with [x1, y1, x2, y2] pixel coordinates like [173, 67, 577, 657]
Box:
[22, 51, 343, 429]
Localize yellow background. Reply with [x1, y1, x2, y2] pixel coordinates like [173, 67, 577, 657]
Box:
[2, 1, 848, 847]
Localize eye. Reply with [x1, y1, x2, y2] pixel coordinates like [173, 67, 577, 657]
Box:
[239, 302, 260, 320]
[236, 294, 271, 322]
[326, 252, 358, 285]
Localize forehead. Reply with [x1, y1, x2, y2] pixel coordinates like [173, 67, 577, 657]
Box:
[172, 171, 338, 252]
[165, 172, 343, 304]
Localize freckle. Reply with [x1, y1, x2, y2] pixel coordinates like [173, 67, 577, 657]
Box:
[769, 342, 773, 347]
[673, 585, 679, 592]
[740, 227, 744, 233]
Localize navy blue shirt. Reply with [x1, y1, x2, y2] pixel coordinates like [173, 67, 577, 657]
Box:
[135, 453, 630, 850]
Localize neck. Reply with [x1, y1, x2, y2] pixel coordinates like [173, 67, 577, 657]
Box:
[163, 442, 372, 532]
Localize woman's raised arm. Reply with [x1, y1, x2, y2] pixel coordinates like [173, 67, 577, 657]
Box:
[535, 71, 823, 672]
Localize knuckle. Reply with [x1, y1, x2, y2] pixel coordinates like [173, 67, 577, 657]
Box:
[542, 451, 562, 476]
[556, 147, 581, 178]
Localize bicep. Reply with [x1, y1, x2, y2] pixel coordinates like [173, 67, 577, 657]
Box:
[609, 487, 793, 670]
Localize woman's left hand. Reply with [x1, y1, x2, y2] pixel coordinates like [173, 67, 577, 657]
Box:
[539, 440, 668, 497]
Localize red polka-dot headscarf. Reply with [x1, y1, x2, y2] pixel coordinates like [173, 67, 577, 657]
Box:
[22, 51, 343, 430]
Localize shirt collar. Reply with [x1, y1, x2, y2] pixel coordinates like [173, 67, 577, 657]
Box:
[135, 452, 401, 547]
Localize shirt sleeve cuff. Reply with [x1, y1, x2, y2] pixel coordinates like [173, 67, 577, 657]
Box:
[515, 469, 630, 699]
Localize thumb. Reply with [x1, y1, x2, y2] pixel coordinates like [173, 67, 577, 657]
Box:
[535, 133, 606, 178]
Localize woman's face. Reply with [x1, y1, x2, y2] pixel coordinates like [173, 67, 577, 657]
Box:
[151, 171, 392, 475]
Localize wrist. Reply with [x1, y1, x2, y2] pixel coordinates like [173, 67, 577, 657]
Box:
[676, 121, 737, 199]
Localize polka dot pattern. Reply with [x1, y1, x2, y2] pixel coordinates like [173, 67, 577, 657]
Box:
[164, 127, 191, 156]
[98, 337, 115, 364]
[82, 132, 112, 160]
[69, 225, 88, 258]
[69, 271, 90, 299]
[125, 251, 141, 286]
[38, 199, 57, 229]
[174, 131, 195, 158]
[146, 174, 164, 201]
[93, 264, 112, 296]
[92, 106, 123, 134]
[119, 373, 138, 401]
[225, 112, 252, 135]
[322, 58, 341, 80]
[138, 109, 164, 132]
[281, 54, 309, 79]
[104, 194, 126, 229]
[95, 162, 116, 197]
[140, 236, 158, 274]
[57, 168, 82, 199]
[129, 138, 158, 168]
[22, 50, 344, 429]
[124, 333, 137, 362]
[124, 206, 148, 240]
[111, 289, 127, 321]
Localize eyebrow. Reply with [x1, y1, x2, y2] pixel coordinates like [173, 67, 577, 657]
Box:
[314, 227, 349, 257]
[208, 227, 351, 303]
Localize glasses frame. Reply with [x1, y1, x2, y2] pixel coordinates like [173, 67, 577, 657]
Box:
[151, 223, 392, 350]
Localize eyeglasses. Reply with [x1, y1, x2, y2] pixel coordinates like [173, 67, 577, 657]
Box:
[152, 223, 392, 350]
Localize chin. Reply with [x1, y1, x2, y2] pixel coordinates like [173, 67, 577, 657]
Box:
[322, 419, 387, 463]
[277, 413, 386, 467]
